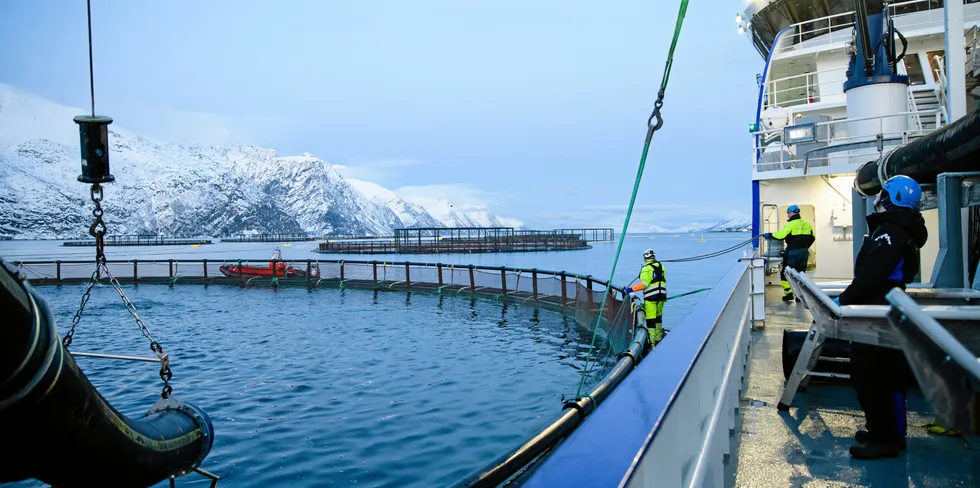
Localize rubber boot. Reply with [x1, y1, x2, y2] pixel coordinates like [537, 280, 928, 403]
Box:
[849, 441, 901, 459]
[855, 430, 906, 450]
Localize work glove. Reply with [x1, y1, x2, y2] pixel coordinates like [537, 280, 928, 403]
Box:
[763, 233, 773, 239]
[622, 286, 632, 296]
[832, 298, 841, 307]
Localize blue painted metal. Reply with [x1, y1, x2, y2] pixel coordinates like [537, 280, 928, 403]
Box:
[843, 11, 908, 92]
[751, 26, 793, 250]
[753, 26, 794, 161]
[752, 180, 761, 248]
[522, 261, 749, 487]
[930, 173, 977, 288]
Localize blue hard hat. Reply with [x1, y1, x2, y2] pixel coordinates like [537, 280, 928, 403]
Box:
[881, 175, 922, 209]
[787, 204, 800, 213]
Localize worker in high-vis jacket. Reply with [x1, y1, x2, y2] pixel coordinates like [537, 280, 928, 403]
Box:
[626, 249, 667, 347]
[763, 204, 815, 302]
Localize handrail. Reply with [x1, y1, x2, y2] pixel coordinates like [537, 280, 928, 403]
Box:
[935, 53, 949, 111]
[773, 0, 935, 57]
[765, 66, 847, 86]
[12, 258, 613, 287]
[885, 288, 980, 435]
[752, 108, 946, 172]
[520, 258, 760, 488]
[764, 66, 848, 108]
[801, 137, 907, 174]
[752, 108, 944, 139]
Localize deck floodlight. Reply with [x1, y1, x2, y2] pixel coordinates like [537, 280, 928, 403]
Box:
[738, 25, 746, 34]
[736, 13, 743, 23]
[74, 115, 115, 184]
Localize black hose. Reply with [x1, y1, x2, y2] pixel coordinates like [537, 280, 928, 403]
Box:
[894, 27, 907, 65]
[0, 258, 214, 487]
[855, 105, 980, 196]
[453, 327, 647, 487]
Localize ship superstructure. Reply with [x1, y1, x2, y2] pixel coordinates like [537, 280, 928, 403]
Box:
[745, 0, 980, 283]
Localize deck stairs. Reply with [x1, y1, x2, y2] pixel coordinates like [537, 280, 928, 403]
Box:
[909, 89, 941, 131]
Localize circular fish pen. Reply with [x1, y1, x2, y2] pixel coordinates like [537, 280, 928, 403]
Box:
[9, 258, 648, 487]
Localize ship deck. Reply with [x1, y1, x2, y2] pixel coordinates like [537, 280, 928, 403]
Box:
[729, 286, 980, 487]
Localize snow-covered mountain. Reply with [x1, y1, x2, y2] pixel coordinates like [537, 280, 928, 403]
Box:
[701, 219, 752, 232]
[663, 220, 751, 233]
[345, 179, 445, 229]
[629, 219, 751, 234]
[0, 83, 517, 238]
[399, 195, 507, 228]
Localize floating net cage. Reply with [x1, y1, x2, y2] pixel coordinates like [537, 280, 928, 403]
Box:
[14, 258, 647, 486]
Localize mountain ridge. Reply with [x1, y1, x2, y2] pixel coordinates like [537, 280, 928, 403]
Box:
[0, 83, 519, 239]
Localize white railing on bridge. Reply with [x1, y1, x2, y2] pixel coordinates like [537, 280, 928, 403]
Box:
[773, 0, 952, 57]
[765, 66, 848, 108]
[967, 26, 980, 76]
[935, 53, 950, 112]
[520, 257, 766, 488]
[771, 0, 980, 58]
[752, 109, 946, 173]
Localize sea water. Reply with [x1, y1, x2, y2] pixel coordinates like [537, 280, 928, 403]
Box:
[0, 232, 750, 487]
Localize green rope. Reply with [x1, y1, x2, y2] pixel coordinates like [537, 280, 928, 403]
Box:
[668, 287, 711, 300]
[658, 0, 689, 93]
[574, 0, 690, 399]
[582, 393, 596, 406]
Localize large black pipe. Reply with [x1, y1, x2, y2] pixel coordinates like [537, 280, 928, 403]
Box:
[855, 105, 980, 197]
[0, 258, 214, 487]
[453, 325, 648, 487]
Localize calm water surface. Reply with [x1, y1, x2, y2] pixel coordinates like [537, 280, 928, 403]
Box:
[10, 285, 606, 487]
[0, 233, 749, 487]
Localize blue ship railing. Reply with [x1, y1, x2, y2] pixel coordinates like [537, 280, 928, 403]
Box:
[520, 257, 766, 488]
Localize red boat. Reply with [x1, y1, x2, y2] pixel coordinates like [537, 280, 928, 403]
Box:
[219, 248, 318, 278]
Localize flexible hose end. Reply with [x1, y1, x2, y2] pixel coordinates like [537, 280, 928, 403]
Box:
[145, 398, 215, 475]
[182, 401, 215, 472]
[854, 160, 881, 197]
[174, 401, 214, 474]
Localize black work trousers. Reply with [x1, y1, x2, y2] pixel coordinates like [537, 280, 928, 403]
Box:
[779, 249, 809, 296]
[850, 342, 914, 441]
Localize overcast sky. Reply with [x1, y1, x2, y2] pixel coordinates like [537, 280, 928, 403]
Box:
[0, 0, 763, 230]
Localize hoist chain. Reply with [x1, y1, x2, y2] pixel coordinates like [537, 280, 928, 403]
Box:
[63, 184, 107, 348]
[89, 184, 108, 271]
[63, 269, 99, 348]
[63, 183, 174, 399]
[101, 264, 174, 399]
